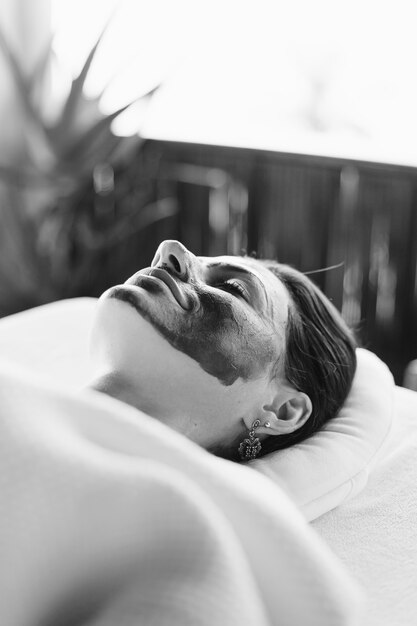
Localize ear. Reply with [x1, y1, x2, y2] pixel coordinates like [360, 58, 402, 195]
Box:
[254, 391, 312, 436]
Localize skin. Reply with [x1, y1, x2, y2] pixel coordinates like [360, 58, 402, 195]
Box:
[89, 241, 312, 455]
[109, 247, 289, 386]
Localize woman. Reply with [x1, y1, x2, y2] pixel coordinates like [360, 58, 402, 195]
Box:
[90, 240, 357, 462]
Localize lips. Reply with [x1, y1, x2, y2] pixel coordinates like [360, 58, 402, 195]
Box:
[128, 267, 191, 310]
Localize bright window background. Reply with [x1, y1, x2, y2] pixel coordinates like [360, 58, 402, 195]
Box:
[52, 0, 417, 165]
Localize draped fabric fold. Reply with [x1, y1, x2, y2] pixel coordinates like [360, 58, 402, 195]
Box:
[0, 362, 361, 626]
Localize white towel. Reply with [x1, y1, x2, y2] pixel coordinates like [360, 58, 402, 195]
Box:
[0, 361, 362, 626]
[313, 385, 417, 626]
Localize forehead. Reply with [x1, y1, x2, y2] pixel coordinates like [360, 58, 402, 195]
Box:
[199, 253, 282, 285]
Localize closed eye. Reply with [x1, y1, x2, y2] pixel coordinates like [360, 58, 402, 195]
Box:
[216, 279, 249, 300]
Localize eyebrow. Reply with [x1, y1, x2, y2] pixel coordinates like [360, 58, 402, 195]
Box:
[209, 262, 253, 274]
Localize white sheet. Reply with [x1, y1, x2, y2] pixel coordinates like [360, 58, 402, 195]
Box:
[2, 298, 417, 625]
[313, 386, 417, 626]
[0, 298, 96, 387]
[0, 362, 361, 626]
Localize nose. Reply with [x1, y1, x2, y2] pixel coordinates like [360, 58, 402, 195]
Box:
[151, 240, 193, 280]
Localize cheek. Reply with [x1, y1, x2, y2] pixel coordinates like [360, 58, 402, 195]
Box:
[191, 295, 280, 383]
[141, 290, 282, 386]
[220, 314, 280, 376]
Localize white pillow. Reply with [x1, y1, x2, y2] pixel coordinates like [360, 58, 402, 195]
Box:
[0, 300, 395, 521]
[251, 348, 395, 520]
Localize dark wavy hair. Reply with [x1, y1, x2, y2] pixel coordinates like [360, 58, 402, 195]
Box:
[253, 260, 357, 458]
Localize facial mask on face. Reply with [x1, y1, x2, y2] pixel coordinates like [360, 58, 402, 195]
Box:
[110, 287, 277, 386]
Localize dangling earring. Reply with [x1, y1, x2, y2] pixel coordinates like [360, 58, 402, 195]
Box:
[238, 419, 262, 460]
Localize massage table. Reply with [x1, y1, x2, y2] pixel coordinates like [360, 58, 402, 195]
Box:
[0, 297, 416, 625]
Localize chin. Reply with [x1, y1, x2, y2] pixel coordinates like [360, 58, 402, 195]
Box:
[91, 292, 162, 370]
[90, 292, 191, 384]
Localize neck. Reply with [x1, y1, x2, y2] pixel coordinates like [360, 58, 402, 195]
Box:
[89, 371, 159, 418]
[88, 369, 203, 442]
[87, 367, 246, 454]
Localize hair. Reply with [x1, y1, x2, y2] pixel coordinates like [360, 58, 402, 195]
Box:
[249, 260, 357, 459]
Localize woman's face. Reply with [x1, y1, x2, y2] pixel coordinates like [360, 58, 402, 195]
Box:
[91, 240, 295, 451]
[107, 240, 291, 386]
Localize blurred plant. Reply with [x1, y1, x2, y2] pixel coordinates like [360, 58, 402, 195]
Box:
[0, 23, 176, 315]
